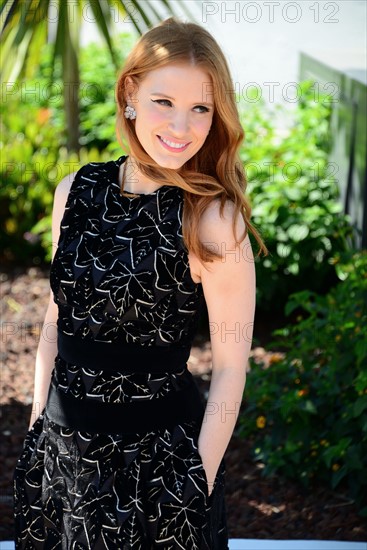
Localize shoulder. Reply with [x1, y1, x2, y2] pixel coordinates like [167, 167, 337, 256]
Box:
[198, 198, 247, 247]
[53, 166, 86, 220]
[55, 171, 78, 198]
[200, 197, 236, 222]
[54, 161, 99, 202]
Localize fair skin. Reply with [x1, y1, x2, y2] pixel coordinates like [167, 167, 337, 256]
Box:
[121, 62, 213, 191]
[28, 171, 78, 430]
[30, 62, 256, 499]
[194, 203, 255, 496]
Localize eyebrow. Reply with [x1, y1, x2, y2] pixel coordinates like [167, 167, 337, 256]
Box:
[151, 92, 213, 107]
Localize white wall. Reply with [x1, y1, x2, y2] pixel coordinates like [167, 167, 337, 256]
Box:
[194, 0, 366, 106]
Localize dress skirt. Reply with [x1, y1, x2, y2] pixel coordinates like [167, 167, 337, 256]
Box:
[13, 334, 229, 549]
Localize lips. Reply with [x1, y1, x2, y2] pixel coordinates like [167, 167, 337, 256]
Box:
[157, 135, 191, 152]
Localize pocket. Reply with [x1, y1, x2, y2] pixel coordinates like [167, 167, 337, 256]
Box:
[196, 451, 210, 499]
[199, 454, 226, 507]
[195, 449, 223, 507]
[187, 424, 218, 504]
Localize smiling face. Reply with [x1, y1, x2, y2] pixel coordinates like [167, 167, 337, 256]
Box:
[125, 63, 214, 171]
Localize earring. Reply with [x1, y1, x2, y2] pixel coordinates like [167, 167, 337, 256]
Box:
[124, 105, 136, 120]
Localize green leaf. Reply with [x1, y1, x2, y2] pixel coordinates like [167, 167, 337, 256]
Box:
[353, 397, 367, 418]
[356, 340, 367, 364]
[304, 400, 317, 414]
[331, 465, 348, 489]
[276, 243, 292, 258]
[287, 224, 310, 242]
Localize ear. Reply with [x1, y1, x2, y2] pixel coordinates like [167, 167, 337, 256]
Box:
[124, 76, 138, 104]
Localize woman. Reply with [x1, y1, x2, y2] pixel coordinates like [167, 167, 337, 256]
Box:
[13, 16, 267, 549]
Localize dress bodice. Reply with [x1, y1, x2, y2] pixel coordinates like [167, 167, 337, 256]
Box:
[49, 155, 205, 348]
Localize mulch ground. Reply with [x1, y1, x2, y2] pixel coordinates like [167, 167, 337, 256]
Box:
[1, 266, 366, 542]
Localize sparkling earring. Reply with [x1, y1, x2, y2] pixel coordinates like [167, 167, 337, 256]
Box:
[124, 105, 136, 119]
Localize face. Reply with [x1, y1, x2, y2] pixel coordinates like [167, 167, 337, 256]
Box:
[125, 63, 214, 171]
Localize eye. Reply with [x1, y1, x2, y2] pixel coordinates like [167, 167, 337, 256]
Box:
[152, 99, 172, 107]
[151, 99, 210, 113]
[194, 105, 211, 113]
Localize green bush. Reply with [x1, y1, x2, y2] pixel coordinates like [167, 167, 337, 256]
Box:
[0, 34, 131, 265]
[241, 81, 355, 312]
[1, 35, 357, 317]
[78, 39, 129, 150]
[239, 249, 367, 512]
[3, 33, 132, 152]
[0, 95, 112, 265]
[0, 99, 63, 264]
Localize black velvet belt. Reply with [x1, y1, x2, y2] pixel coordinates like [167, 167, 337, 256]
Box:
[45, 379, 205, 434]
[45, 330, 205, 434]
[57, 330, 192, 373]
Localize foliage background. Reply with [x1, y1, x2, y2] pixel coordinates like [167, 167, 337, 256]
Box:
[239, 249, 367, 514]
[1, 33, 365, 514]
[1, 38, 355, 313]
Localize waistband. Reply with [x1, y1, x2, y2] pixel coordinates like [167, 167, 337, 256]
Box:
[45, 379, 205, 434]
[57, 330, 191, 373]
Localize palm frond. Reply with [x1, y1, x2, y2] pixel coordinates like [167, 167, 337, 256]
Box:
[0, 0, 200, 152]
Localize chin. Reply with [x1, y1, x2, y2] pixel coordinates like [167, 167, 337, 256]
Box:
[151, 156, 187, 171]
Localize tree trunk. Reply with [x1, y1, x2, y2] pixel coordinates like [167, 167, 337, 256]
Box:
[63, 35, 80, 154]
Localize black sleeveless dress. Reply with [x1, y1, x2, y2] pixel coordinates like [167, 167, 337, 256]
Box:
[13, 155, 229, 549]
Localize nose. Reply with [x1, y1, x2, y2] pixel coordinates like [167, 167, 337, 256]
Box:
[168, 110, 190, 136]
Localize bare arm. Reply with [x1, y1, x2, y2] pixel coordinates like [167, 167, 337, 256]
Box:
[196, 200, 256, 495]
[28, 172, 77, 430]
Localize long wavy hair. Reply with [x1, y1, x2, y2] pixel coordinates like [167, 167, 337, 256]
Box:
[115, 17, 268, 262]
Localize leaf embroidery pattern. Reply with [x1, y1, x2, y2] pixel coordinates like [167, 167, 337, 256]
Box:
[14, 157, 229, 549]
[49, 156, 204, 346]
[14, 413, 229, 548]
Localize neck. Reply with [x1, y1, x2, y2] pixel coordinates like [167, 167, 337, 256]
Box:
[121, 156, 162, 195]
